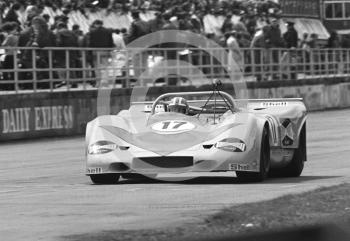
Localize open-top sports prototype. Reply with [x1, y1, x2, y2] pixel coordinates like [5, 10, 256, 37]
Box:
[85, 82, 307, 184]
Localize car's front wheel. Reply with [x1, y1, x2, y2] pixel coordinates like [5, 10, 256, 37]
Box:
[236, 126, 270, 182]
[90, 174, 120, 184]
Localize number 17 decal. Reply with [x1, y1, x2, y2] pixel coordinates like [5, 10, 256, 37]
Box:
[152, 120, 195, 134]
[162, 121, 187, 130]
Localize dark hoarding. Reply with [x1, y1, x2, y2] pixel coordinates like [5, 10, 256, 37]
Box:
[280, 0, 320, 18]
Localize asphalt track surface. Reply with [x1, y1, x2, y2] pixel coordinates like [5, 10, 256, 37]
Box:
[1, 109, 350, 241]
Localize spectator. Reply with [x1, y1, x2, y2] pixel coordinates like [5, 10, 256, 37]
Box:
[283, 21, 298, 48]
[221, 14, 233, 35]
[128, 9, 151, 78]
[159, 13, 179, 66]
[299, 33, 309, 49]
[31, 16, 56, 48]
[250, 25, 270, 81]
[178, 13, 194, 31]
[52, 14, 69, 31]
[327, 31, 341, 74]
[341, 34, 350, 48]
[120, 28, 128, 45]
[226, 30, 243, 73]
[31, 16, 56, 88]
[24, 4, 40, 24]
[42, 13, 52, 29]
[87, 19, 114, 86]
[327, 31, 341, 48]
[3, 3, 21, 27]
[72, 24, 84, 47]
[128, 9, 150, 43]
[88, 19, 114, 48]
[266, 18, 285, 79]
[298, 32, 311, 74]
[112, 29, 126, 50]
[18, 15, 56, 89]
[233, 13, 248, 34]
[1, 21, 19, 90]
[308, 33, 319, 48]
[55, 21, 79, 87]
[190, 12, 203, 33]
[308, 33, 320, 75]
[237, 32, 251, 48]
[161, 14, 178, 30]
[148, 11, 164, 33]
[245, 14, 257, 37]
[266, 18, 285, 48]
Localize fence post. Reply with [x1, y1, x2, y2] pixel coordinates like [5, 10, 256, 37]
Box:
[32, 48, 37, 92]
[210, 49, 214, 79]
[81, 50, 86, 89]
[325, 49, 329, 76]
[65, 49, 70, 90]
[126, 48, 130, 88]
[338, 48, 344, 74]
[48, 49, 53, 91]
[14, 48, 19, 93]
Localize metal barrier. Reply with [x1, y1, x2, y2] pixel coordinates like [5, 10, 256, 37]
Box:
[1, 46, 350, 92]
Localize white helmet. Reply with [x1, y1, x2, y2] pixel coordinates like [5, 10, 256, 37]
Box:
[168, 97, 188, 114]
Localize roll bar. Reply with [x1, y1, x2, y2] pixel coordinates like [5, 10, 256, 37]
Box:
[151, 91, 235, 115]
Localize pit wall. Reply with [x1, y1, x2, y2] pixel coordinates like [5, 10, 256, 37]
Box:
[1, 77, 350, 141]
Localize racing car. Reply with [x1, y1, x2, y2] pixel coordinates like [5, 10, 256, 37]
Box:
[85, 83, 307, 184]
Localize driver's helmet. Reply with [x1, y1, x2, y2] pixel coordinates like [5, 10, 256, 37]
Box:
[168, 97, 189, 114]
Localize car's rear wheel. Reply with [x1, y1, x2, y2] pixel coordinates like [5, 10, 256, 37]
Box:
[273, 124, 306, 177]
[236, 126, 270, 182]
[90, 174, 120, 184]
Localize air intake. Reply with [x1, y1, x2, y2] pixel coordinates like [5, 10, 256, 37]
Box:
[203, 144, 214, 149]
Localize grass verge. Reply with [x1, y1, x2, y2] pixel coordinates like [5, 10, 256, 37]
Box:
[63, 183, 350, 241]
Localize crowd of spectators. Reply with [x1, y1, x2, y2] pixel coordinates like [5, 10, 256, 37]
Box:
[0, 0, 319, 48]
[0, 0, 348, 89]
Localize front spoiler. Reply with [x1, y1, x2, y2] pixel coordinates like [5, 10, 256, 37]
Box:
[86, 147, 260, 175]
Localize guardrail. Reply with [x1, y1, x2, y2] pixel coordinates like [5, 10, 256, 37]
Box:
[1, 47, 350, 92]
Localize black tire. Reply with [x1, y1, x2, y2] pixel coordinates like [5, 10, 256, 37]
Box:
[236, 126, 270, 182]
[279, 124, 306, 177]
[121, 173, 157, 180]
[90, 174, 120, 184]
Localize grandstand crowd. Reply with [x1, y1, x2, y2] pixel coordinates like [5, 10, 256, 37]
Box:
[0, 0, 348, 90]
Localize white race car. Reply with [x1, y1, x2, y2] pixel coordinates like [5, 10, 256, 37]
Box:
[85, 87, 307, 184]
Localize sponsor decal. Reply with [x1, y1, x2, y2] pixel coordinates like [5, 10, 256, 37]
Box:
[216, 142, 246, 152]
[261, 102, 288, 107]
[1, 105, 74, 134]
[281, 118, 294, 146]
[215, 138, 246, 152]
[144, 104, 165, 113]
[87, 167, 103, 174]
[151, 120, 195, 134]
[1, 107, 30, 133]
[229, 163, 250, 171]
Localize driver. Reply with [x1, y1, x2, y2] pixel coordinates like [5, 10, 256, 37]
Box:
[168, 97, 189, 114]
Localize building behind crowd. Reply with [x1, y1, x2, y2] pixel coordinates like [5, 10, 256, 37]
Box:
[322, 0, 350, 35]
[279, 0, 330, 43]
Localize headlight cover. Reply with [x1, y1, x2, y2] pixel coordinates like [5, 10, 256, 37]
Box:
[215, 138, 246, 152]
[88, 141, 118, 155]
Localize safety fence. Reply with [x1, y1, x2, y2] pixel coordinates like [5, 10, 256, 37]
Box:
[1, 46, 350, 92]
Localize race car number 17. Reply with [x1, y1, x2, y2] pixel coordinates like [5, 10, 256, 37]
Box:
[151, 120, 195, 134]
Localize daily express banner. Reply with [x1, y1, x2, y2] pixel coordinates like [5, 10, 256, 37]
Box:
[0, 92, 98, 141]
[2, 105, 73, 134]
